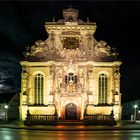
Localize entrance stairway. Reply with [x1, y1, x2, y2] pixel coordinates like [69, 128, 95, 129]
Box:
[57, 120, 84, 125]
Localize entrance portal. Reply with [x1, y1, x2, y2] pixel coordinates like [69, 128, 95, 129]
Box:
[65, 103, 77, 120]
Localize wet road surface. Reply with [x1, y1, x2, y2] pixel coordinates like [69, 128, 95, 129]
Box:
[0, 128, 140, 140]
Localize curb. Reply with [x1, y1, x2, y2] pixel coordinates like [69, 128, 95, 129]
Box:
[1, 125, 140, 131]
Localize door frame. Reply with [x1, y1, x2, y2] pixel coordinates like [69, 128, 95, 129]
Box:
[65, 103, 78, 120]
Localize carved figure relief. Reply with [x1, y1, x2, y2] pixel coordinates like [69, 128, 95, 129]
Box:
[95, 40, 111, 56]
[63, 37, 79, 49]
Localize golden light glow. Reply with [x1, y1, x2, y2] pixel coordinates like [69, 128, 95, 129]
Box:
[29, 106, 55, 115]
[19, 7, 122, 122]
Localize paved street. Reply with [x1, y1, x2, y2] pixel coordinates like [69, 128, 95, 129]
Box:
[0, 128, 140, 140]
[0, 121, 140, 140]
[1, 120, 140, 131]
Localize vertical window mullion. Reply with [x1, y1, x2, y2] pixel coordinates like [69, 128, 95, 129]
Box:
[103, 75, 105, 104]
[40, 76, 42, 104]
[41, 76, 43, 104]
[42, 76, 43, 104]
[101, 75, 103, 103]
[105, 76, 108, 104]
[38, 76, 40, 104]
[99, 76, 101, 103]
[98, 77, 99, 103]
[36, 76, 38, 104]
[104, 76, 105, 104]
[101, 75, 103, 104]
[35, 77, 37, 104]
[37, 76, 39, 104]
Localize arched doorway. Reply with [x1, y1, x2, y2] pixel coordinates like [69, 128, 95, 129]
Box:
[65, 103, 77, 120]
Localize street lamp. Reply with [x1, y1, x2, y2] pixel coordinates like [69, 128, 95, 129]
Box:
[4, 104, 8, 121]
[134, 104, 138, 123]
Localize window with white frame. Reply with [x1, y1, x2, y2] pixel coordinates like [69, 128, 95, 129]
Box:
[34, 73, 44, 104]
[98, 73, 108, 104]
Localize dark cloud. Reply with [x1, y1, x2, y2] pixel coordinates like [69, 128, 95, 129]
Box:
[0, 51, 21, 89]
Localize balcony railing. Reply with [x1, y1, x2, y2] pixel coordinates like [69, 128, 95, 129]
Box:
[84, 114, 116, 125]
[24, 111, 58, 125]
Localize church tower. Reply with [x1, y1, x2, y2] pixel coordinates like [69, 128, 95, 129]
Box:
[19, 7, 122, 123]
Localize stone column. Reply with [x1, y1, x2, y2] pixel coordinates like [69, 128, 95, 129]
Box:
[52, 65, 56, 105]
[21, 68, 29, 105]
[113, 67, 121, 120]
[85, 65, 90, 104]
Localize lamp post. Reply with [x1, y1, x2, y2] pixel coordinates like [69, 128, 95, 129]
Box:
[138, 110, 140, 120]
[4, 104, 8, 121]
[134, 104, 138, 123]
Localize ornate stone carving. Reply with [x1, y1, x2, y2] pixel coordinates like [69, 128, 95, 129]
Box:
[95, 40, 111, 56]
[114, 68, 121, 80]
[24, 7, 119, 63]
[112, 67, 121, 102]
[63, 37, 79, 49]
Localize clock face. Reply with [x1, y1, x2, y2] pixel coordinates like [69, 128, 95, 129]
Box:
[63, 37, 79, 49]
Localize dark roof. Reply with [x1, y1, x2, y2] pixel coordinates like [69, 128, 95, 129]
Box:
[0, 90, 19, 103]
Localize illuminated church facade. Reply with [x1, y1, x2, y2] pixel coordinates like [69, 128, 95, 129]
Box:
[19, 7, 122, 122]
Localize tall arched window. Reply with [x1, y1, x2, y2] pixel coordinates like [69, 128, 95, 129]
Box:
[98, 73, 108, 104]
[34, 73, 44, 104]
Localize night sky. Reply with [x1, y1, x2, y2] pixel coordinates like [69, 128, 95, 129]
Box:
[0, 1, 140, 103]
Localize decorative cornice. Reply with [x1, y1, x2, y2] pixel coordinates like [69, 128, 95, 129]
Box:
[45, 23, 96, 33]
[20, 61, 122, 67]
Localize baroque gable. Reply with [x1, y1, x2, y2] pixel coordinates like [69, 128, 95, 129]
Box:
[24, 32, 119, 62]
[24, 7, 119, 62]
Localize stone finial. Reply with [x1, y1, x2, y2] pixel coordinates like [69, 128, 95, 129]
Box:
[87, 17, 89, 22]
[53, 16, 55, 22]
[63, 6, 79, 22]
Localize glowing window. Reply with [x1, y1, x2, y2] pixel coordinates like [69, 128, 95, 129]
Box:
[98, 73, 108, 104]
[34, 73, 44, 104]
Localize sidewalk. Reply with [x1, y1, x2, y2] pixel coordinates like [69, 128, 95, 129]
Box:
[0, 121, 140, 131]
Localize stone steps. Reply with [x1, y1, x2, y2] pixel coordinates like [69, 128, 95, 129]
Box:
[57, 120, 84, 125]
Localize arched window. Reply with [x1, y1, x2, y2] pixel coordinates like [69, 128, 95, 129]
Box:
[65, 73, 77, 84]
[98, 73, 108, 104]
[34, 73, 44, 104]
